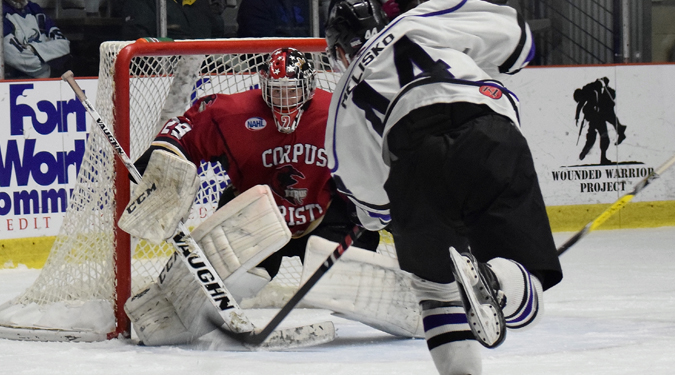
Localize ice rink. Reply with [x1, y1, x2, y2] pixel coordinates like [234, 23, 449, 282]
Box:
[1, 227, 675, 375]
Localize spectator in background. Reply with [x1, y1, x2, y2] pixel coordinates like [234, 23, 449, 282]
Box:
[122, 0, 226, 40]
[237, 0, 311, 37]
[2, 0, 71, 79]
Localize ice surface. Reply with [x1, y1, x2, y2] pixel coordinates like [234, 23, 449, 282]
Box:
[1, 227, 674, 375]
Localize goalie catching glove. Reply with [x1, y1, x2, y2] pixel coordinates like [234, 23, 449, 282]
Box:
[118, 150, 200, 244]
[125, 185, 292, 346]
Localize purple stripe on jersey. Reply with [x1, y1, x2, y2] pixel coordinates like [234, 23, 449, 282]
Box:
[423, 313, 468, 331]
[525, 42, 536, 65]
[419, 0, 467, 18]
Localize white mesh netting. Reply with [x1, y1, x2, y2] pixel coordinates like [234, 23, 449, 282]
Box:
[0, 38, 396, 341]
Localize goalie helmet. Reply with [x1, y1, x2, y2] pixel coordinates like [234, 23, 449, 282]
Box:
[259, 48, 317, 134]
[325, 0, 389, 72]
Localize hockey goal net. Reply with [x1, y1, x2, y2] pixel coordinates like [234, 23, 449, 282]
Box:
[0, 38, 396, 342]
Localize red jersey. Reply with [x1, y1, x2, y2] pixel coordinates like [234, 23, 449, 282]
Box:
[151, 89, 334, 237]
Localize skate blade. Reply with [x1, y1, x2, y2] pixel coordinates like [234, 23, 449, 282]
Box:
[448, 247, 506, 348]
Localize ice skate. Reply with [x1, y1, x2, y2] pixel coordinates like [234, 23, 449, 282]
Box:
[448, 247, 506, 348]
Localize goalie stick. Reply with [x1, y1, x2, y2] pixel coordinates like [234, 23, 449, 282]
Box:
[61, 71, 334, 349]
[557, 153, 675, 256]
[213, 225, 365, 347]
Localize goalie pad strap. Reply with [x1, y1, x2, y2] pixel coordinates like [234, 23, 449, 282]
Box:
[118, 150, 200, 244]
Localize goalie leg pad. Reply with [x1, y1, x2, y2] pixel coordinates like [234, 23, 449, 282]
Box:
[190, 184, 291, 284]
[127, 185, 292, 345]
[118, 150, 200, 244]
[301, 235, 424, 338]
[124, 283, 195, 346]
[126, 252, 226, 346]
[157, 252, 225, 340]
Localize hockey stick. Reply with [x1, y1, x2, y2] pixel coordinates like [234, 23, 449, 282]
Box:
[213, 225, 366, 347]
[557, 153, 675, 256]
[575, 119, 584, 146]
[61, 71, 334, 348]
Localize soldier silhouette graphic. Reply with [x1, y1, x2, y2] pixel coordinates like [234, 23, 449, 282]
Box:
[574, 77, 627, 165]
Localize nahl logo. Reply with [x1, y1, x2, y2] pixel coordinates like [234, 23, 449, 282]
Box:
[245, 117, 267, 131]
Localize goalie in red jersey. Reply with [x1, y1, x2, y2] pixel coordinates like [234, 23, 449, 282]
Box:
[120, 48, 425, 347]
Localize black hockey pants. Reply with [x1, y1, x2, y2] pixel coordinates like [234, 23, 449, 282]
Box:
[384, 103, 563, 290]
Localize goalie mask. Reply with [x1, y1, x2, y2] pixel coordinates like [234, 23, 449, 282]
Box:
[260, 48, 317, 134]
[325, 0, 389, 72]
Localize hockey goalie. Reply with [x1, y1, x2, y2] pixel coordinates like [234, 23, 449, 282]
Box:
[117, 47, 424, 347]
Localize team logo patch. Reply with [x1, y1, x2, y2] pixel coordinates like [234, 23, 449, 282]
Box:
[198, 95, 217, 112]
[271, 165, 307, 205]
[245, 117, 267, 131]
[479, 85, 503, 99]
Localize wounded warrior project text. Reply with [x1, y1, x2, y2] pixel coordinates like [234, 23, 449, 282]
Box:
[551, 166, 654, 193]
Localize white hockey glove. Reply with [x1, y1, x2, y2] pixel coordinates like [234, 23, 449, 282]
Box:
[118, 150, 200, 244]
[125, 185, 292, 345]
[302, 236, 424, 338]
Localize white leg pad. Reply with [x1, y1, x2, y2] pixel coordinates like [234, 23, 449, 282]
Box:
[126, 185, 291, 345]
[158, 253, 225, 338]
[126, 252, 223, 346]
[301, 236, 424, 338]
[487, 257, 544, 330]
[124, 282, 194, 346]
[190, 184, 290, 292]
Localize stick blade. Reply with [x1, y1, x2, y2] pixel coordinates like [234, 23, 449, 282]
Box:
[255, 321, 335, 350]
[212, 318, 336, 350]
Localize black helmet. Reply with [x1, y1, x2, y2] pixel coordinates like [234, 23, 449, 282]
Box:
[325, 0, 389, 70]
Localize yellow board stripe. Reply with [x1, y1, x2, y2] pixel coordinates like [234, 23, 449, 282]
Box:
[546, 200, 675, 232]
[1, 200, 674, 269]
[0, 236, 55, 269]
[588, 195, 635, 231]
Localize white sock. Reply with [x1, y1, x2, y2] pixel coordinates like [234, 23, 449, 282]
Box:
[422, 304, 482, 375]
[487, 258, 544, 330]
[410, 276, 482, 375]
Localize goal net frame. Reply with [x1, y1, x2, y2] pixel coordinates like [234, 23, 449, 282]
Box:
[110, 38, 336, 339]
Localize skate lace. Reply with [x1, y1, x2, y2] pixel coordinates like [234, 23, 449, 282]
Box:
[478, 262, 506, 308]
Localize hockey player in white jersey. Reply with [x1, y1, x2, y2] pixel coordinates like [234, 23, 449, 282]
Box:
[325, 0, 563, 373]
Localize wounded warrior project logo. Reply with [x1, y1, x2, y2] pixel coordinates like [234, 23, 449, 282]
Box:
[551, 77, 653, 194]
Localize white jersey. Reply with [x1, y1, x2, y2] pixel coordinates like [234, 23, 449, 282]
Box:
[325, 0, 533, 230]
